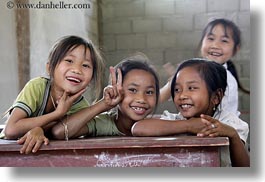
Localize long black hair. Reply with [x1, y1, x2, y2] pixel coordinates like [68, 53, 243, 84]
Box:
[47, 35, 105, 101]
[198, 18, 249, 94]
[171, 58, 227, 109]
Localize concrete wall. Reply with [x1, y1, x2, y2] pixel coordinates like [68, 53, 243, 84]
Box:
[0, 1, 19, 124]
[29, 0, 99, 103]
[99, 0, 250, 122]
[29, 0, 98, 78]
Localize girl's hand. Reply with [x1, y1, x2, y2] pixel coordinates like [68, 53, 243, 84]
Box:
[103, 67, 123, 109]
[55, 88, 86, 118]
[163, 62, 176, 78]
[197, 114, 237, 138]
[17, 127, 49, 154]
[186, 117, 208, 134]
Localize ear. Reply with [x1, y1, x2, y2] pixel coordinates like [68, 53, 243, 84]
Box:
[211, 94, 220, 106]
[211, 89, 223, 106]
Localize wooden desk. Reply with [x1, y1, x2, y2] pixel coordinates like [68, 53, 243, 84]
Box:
[0, 136, 229, 167]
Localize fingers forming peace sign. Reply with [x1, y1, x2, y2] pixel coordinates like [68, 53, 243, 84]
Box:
[110, 66, 122, 89]
[103, 67, 124, 109]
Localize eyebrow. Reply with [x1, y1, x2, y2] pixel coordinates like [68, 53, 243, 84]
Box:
[65, 53, 92, 62]
[128, 82, 155, 89]
[175, 80, 200, 85]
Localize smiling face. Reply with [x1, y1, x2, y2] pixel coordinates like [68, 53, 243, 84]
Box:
[201, 24, 237, 65]
[51, 45, 93, 95]
[173, 67, 215, 119]
[118, 69, 157, 122]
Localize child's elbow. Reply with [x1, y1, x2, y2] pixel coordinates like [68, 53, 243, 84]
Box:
[4, 127, 20, 139]
[131, 122, 144, 136]
[51, 126, 64, 140]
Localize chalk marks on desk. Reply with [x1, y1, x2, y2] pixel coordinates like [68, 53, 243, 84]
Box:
[94, 149, 215, 167]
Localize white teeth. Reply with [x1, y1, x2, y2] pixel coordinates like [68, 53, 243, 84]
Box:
[132, 107, 145, 111]
[67, 77, 81, 83]
[209, 52, 222, 56]
[181, 104, 191, 109]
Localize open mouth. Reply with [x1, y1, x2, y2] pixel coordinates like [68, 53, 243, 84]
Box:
[131, 106, 147, 115]
[179, 104, 192, 110]
[66, 76, 81, 83]
[208, 51, 223, 57]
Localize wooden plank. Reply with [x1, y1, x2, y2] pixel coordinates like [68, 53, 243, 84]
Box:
[0, 136, 229, 167]
[0, 136, 229, 151]
[0, 147, 221, 167]
[15, 0, 30, 90]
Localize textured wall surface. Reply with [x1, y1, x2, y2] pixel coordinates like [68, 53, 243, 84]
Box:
[0, 0, 250, 125]
[99, 0, 250, 123]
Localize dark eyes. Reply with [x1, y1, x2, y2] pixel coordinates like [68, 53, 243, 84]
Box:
[64, 59, 91, 68]
[207, 37, 214, 41]
[188, 86, 198, 90]
[174, 88, 181, 93]
[206, 36, 229, 43]
[222, 39, 229, 43]
[128, 88, 154, 95]
[65, 59, 73, 63]
[174, 86, 198, 93]
[128, 88, 137, 93]
[146, 90, 154, 95]
[82, 64, 91, 68]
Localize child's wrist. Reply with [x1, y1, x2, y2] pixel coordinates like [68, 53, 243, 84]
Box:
[52, 110, 65, 121]
[97, 99, 113, 112]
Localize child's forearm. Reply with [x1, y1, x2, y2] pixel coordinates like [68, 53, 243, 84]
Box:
[4, 110, 64, 139]
[159, 81, 171, 103]
[229, 134, 250, 167]
[51, 99, 111, 139]
[131, 118, 189, 136]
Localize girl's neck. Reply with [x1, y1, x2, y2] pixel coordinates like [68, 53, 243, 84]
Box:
[50, 85, 64, 101]
[46, 87, 61, 114]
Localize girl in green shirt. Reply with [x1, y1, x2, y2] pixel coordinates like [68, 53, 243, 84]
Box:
[2, 35, 105, 154]
[52, 58, 160, 138]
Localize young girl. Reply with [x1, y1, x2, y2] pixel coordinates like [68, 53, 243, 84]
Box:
[199, 18, 249, 115]
[1, 35, 105, 153]
[160, 18, 249, 116]
[51, 59, 160, 138]
[132, 58, 249, 167]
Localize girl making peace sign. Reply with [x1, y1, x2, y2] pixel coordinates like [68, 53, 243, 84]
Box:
[20, 58, 160, 153]
[52, 58, 160, 137]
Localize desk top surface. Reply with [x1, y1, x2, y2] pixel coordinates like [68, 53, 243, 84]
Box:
[0, 136, 229, 152]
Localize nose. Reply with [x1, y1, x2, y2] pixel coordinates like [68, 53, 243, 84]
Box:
[135, 93, 146, 104]
[211, 40, 221, 49]
[71, 64, 82, 75]
[178, 90, 188, 100]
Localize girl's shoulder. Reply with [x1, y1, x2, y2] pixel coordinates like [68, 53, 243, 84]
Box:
[25, 77, 50, 88]
[29, 76, 49, 83]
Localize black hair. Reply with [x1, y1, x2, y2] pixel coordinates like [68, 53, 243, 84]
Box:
[198, 18, 249, 94]
[47, 35, 105, 101]
[114, 59, 160, 106]
[170, 58, 227, 108]
[227, 60, 250, 94]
